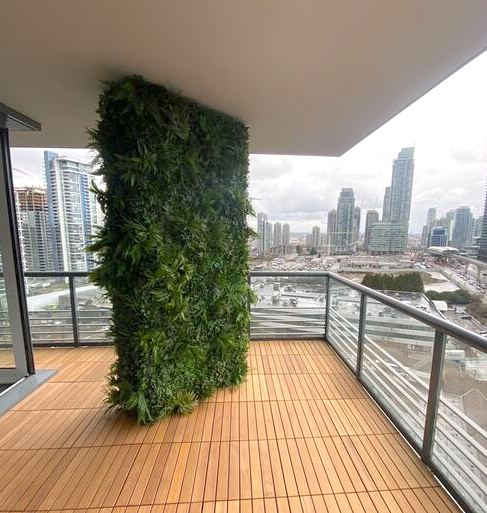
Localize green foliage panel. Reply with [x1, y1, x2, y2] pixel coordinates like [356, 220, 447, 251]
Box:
[89, 76, 252, 423]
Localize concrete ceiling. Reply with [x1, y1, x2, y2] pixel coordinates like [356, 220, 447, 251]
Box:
[2, 1, 487, 156]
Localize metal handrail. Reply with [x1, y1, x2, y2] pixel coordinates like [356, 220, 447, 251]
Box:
[253, 270, 487, 351]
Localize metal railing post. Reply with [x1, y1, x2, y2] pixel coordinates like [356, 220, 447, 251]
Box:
[324, 274, 330, 341]
[356, 292, 367, 378]
[68, 275, 80, 346]
[421, 328, 446, 463]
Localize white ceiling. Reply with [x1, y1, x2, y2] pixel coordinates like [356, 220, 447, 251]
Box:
[2, 1, 487, 156]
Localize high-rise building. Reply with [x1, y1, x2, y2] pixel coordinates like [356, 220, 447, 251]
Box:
[352, 206, 361, 244]
[335, 188, 355, 254]
[382, 186, 391, 222]
[474, 216, 483, 238]
[256, 212, 268, 256]
[426, 207, 437, 226]
[421, 207, 437, 247]
[265, 222, 273, 252]
[327, 209, 337, 249]
[444, 210, 455, 244]
[367, 223, 408, 254]
[310, 226, 321, 251]
[430, 226, 448, 247]
[478, 182, 487, 262]
[388, 147, 415, 250]
[273, 222, 282, 249]
[282, 223, 290, 248]
[14, 187, 52, 271]
[389, 147, 415, 223]
[451, 206, 473, 251]
[364, 209, 379, 251]
[44, 151, 102, 271]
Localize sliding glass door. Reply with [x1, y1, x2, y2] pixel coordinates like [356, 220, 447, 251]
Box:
[0, 115, 35, 386]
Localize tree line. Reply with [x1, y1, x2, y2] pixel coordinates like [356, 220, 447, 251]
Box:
[362, 272, 424, 292]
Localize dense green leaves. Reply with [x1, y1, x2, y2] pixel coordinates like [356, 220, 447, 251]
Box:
[89, 76, 252, 423]
[425, 289, 472, 304]
[362, 272, 424, 292]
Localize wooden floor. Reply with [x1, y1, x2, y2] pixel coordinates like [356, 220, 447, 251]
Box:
[0, 341, 461, 513]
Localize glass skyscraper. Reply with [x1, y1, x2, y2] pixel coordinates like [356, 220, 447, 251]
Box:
[451, 206, 473, 252]
[44, 151, 102, 271]
[383, 147, 415, 250]
[335, 188, 355, 254]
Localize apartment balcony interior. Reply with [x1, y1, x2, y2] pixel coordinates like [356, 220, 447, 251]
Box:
[2, 3, 487, 513]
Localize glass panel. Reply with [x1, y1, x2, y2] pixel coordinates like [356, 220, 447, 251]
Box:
[327, 278, 360, 371]
[25, 276, 74, 345]
[76, 277, 112, 344]
[361, 296, 434, 448]
[0, 249, 15, 368]
[250, 275, 326, 338]
[432, 336, 487, 512]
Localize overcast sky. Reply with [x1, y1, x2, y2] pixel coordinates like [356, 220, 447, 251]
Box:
[11, 51, 487, 235]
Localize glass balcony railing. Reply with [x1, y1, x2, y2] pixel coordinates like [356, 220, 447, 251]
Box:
[6, 269, 487, 513]
[250, 272, 326, 339]
[23, 272, 111, 346]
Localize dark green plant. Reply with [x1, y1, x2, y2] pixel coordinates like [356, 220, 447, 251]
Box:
[425, 289, 472, 304]
[362, 272, 424, 292]
[89, 76, 253, 424]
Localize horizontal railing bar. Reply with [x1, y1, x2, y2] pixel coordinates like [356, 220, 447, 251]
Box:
[435, 420, 487, 472]
[327, 271, 487, 352]
[25, 271, 89, 278]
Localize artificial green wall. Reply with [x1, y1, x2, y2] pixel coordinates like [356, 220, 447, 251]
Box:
[90, 76, 252, 423]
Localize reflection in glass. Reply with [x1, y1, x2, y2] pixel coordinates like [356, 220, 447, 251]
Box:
[361, 296, 435, 448]
[25, 276, 74, 345]
[0, 248, 15, 368]
[432, 337, 487, 512]
[326, 278, 360, 371]
[75, 277, 112, 344]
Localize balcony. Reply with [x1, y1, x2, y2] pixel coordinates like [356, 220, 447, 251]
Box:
[2, 271, 487, 513]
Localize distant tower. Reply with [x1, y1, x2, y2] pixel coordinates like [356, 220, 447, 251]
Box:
[282, 223, 290, 248]
[388, 147, 415, 250]
[444, 210, 455, 245]
[265, 222, 273, 252]
[335, 188, 355, 254]
[44, 151, 101, 271]
[382, 186, 391, 222]
[256, 212, 268, 256]
[14, 187, 53, 271]
[478, 181, 487, 262]
[273, 222, 282, 249]
[327, 209, 337, 250]
[310, 226, 321, 251]
[421, 207, 437, 247]
[452, 206, 474, 251]
[352, 206, 361, 246]
[364, 210, 380, 251]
